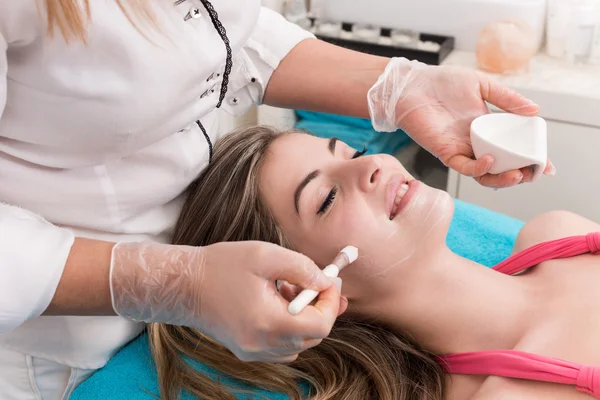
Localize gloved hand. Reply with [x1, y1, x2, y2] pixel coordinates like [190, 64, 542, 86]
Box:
[367, 57, 555, 189]
[110, 241, 342, 363]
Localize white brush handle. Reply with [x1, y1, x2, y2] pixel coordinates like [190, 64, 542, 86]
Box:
[287, 264, 339, 315]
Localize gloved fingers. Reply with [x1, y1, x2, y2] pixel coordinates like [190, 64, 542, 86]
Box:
[518, 158, 556, 184]
[474, 169, 524, 189]
[279, 282, 340, 340]
[280, 279, 347, 317]
[338, 296, 348, 317]
[271, 249, 332, 292]
[478, 73, 540, 116]
[277, 281, 302, 302]
[332, 278, 347, 317]
[544, 159, 556, 176]
[446, 153, 494, 178]
[519, 165, 536, 183]
[507, 158, 554, 185]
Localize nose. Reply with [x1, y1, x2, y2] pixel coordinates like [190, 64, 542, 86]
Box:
[354, 155, 383, 192]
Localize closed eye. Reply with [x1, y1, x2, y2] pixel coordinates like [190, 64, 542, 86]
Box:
[352, 147, 367, 159]
[317, 187, 337, 215]
[317, 147, 367, 215]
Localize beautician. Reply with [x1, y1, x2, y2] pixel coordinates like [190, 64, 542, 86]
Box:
[0, 1, 551, 397]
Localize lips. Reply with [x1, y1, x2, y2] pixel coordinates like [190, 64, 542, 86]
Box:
[386, 175, 406, 219]
[390, 182, 410, 219]
[385, 175, 419, 220]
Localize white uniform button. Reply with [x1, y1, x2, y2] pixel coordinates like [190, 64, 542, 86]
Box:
[184, 6, 202, 21]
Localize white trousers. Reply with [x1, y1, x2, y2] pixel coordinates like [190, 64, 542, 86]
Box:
[0, 344, 95, 400]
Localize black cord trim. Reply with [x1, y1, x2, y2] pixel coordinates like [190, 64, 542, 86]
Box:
[200, 0, 232, 108]
[196, 120, 213, 163]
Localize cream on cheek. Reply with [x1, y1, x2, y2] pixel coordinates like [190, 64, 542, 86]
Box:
[360, 185, 453, 278]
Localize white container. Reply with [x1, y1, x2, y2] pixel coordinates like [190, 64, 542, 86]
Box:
[320, 0, 547, 52]
[352, 24, 381, 43]
[546, 0, 573, 58]
[470, 114, 548, 182]
[565, 2, 597, 63]
[282, 0, 310, 28]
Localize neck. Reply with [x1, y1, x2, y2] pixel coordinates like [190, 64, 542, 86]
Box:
[354, 245, 532, 355]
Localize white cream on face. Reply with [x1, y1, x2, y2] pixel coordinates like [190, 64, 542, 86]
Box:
[365, 185, 452, 278]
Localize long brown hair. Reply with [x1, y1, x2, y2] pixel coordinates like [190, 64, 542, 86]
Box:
[149, 126, 446, 400]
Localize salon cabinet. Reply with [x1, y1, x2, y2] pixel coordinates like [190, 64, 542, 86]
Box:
[444, 51, 600, 223]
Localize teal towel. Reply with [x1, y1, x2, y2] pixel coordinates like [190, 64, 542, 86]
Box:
[447, 199, 524, 267]
[294, 111, 412, 155]
[71, 199, 524, 400]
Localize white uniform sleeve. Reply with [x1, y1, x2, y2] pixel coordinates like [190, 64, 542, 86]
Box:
[0, 35, 75, 333]
[222, 7, 315, 115]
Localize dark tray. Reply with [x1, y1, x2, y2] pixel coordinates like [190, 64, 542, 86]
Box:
[313, 21, 455, 66]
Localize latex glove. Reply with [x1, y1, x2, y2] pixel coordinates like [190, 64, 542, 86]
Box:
[278, 279, 348, 316]
[367, 58, 555, 188]
[110, 241, 342, 363]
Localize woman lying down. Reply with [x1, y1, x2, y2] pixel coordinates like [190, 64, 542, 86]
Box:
[150, 126, 600, 400]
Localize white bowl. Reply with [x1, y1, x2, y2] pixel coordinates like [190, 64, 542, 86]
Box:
[470, 113, 547, 181]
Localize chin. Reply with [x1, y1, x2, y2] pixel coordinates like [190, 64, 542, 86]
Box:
[401, 182, 454, 241]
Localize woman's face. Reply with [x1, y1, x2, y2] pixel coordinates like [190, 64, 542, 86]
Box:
[259, 133, 454, 300]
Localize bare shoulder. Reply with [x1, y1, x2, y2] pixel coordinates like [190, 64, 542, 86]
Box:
[467, 378, 530, 400]
[468, 376, 588, 400]
[513, 211, 600, 254]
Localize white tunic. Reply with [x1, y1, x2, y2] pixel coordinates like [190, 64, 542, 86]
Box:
[0, 0, 313, 397]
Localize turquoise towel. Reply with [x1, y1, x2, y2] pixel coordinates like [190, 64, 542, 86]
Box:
[71, 199, 524, 400]
[447, 199, 524, 267]
[294, 111, 412, 155]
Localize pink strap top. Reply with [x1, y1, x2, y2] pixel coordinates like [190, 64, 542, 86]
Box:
[438, 232, 600, 398]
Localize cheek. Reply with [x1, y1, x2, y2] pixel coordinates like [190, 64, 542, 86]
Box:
[284, 201, 391, 267]
[315, 201, 400, 267]
[344, 187, 454, 278]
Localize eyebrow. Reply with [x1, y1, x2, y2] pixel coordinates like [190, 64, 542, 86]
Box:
[293, 137, 338, 215]
[328, 137, 338, 155]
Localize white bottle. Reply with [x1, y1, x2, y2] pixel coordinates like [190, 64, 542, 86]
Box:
[283, 0, 311, 29]
[565, 2, 597, 64]
[546, 0, 573, 58]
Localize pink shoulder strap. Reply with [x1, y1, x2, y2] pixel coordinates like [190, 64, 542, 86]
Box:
[439, 350, 600, 398]
[493, 232, 600, 275]
[438, 232, 600, 397]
